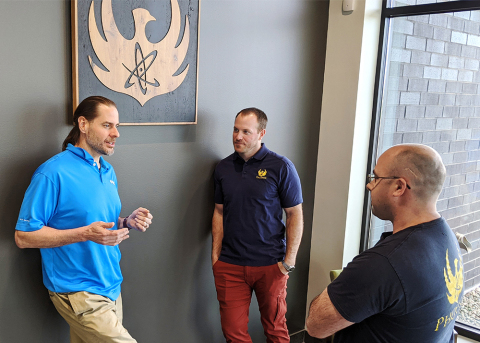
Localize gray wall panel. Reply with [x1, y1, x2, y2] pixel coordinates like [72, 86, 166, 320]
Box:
[0, 0, 327, 341]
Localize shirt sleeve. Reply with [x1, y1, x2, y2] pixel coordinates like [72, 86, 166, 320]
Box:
[327, 251, 406, 323]
[15, 173, 59, 232]
[213, 167, 224, 205]
[278, 160, 303, 208]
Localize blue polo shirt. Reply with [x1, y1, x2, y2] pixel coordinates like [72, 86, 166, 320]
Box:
[15, 144, 123, 300]
[214, 144, 303, 266]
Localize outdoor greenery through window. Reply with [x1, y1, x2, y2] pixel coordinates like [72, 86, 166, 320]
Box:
[366, 0, 480, 338]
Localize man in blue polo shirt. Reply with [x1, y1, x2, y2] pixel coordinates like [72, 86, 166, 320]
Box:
[15, 96, 153, 343]
[212, 107, 303, 343]
[306, 144, 463, 343]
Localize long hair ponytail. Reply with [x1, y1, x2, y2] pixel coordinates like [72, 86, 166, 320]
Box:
[62, 96, 116, 151]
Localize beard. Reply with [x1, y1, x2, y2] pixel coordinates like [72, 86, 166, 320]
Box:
[85, 131, 114, 157]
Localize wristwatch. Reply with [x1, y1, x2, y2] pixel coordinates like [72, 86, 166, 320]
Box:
[282, 261, 295, 273]
[123, 217, 131, 230]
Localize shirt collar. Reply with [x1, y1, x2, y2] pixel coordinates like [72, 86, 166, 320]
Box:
[233, 143, 269, 162]
[66, 143, 111, 171]
[379, 231, 393, 241]
[252, 143, 268, 160]
[377, 217, 445, 244]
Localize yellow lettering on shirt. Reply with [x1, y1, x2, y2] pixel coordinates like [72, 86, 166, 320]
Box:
[435, 306, 459, 332]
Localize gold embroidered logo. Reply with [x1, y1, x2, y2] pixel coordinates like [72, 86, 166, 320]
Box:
[88, 0, 190, 106]
[256, 169, 267, 179]
[444, 249, 463, 304]
[435, 249, 464, 332]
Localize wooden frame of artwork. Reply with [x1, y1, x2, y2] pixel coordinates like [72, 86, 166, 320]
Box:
[72, 0, 200, 125]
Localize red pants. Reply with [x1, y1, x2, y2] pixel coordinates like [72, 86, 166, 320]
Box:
[213, 260, 290, 343]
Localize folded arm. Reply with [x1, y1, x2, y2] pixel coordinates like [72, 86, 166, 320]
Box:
[306, 288, 354, 339]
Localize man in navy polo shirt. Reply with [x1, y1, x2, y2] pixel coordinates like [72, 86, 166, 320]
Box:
[212, 107, 303, 343]
[15, 96, 153, 343]
[306, 144, 464, 343]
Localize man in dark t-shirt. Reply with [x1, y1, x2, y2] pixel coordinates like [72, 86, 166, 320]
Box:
[306, 144, 464, 343]
[212, 107, 303, 342]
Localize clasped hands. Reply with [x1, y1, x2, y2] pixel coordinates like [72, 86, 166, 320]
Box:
[85, 207, 153, 246]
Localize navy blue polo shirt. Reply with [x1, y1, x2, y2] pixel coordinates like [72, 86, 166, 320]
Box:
[214, 144, 303, 266]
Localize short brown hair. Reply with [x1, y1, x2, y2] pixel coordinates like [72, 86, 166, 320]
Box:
[236, 107, 268, 131]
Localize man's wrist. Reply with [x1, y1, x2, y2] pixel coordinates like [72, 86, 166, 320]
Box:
[283, 256, 296, 267]
[80, 225, 90, 242]
[282, 260, 295, 272]
[123, 216, 130, 230]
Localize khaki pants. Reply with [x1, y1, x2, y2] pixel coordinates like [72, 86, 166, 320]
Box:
[49, 291, 137, 343]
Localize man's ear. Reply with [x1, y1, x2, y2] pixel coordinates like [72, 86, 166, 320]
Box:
[392, 178, 408, 197]
[259, 129, 266, 140]
[78, 116, 87, 133]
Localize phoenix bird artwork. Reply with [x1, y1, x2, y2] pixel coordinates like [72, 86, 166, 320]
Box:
[444, 249, 463, 304]
[88, 0, 190, 106]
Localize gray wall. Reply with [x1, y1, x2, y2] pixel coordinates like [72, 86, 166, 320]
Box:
[0, 0, 328, 342]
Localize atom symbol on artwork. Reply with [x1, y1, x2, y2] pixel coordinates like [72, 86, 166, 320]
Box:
[122, 42, 160, 95]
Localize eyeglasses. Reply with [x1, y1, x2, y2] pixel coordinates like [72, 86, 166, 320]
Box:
[367, 174, 411, 189]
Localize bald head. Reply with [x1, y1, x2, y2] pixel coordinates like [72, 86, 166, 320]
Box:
[384, 144, 446, 202]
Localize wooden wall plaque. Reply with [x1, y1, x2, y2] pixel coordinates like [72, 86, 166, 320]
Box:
[72, 0, 200, 125]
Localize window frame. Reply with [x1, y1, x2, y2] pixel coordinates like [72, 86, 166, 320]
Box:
[361, 0, 480, 340]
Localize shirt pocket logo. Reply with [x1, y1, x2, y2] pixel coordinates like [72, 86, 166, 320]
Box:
[256, 169, 267, 179]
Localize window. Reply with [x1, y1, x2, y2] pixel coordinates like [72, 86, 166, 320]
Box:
[364, 0, 480, 339]
[391, 0, 459, 8]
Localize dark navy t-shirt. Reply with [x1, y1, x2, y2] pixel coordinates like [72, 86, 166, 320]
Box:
[328, 217, 464, 343]
[214, 144, 303, 266]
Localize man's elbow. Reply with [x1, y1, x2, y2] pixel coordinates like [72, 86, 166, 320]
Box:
[306, 319, 329, 339]
[15, 231, 28, 249]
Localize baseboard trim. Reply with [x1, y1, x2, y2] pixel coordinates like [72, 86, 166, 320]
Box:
[290, 330, 328, 343]
[290, 330, 304, 343]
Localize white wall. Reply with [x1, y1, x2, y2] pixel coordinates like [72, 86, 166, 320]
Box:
[307, 0, 382, 308]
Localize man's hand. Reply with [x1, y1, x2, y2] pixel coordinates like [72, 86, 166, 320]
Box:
[84, 222, 129, 246]
[277, 261, 289, 275]
[125, 207, 153, 232]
